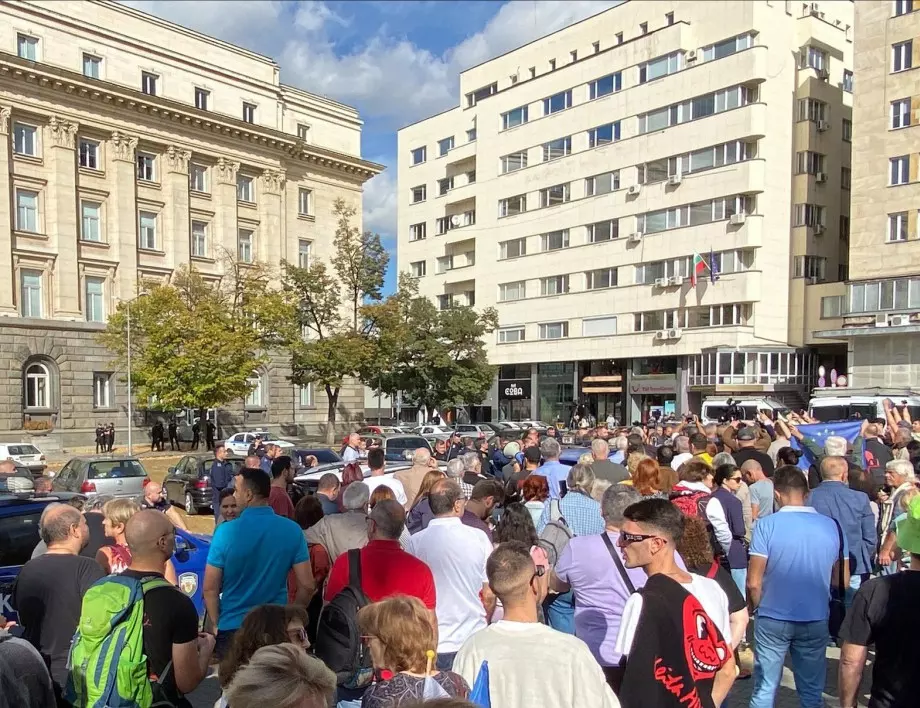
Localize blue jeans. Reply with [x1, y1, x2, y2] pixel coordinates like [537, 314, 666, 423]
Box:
[543, 590, 575, 635]
[750, 616, 828, 708]
[730, 568, 747, 599]
[844, 573, 865, 610]
[337, 700, 362, 708]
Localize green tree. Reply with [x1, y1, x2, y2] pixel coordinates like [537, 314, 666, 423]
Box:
[330, 198, 389, 330]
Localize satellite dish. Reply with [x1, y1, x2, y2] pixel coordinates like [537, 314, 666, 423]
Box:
[450, 214, 462, 227]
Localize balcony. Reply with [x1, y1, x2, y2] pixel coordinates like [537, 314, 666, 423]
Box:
[437, 251, 476, 276]
[436, 210, 476, 236]
[441, 139, 477, 166]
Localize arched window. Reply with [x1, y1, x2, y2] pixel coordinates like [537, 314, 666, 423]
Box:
[25, 363, 50, 408]
[245, 372, 264, 408]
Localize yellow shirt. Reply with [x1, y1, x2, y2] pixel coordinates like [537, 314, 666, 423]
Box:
[695, 452, 714, 466]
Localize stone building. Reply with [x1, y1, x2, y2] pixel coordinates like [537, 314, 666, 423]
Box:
[0, 0, 382, 447]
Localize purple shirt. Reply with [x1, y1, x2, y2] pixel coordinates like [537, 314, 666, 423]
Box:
[555, 530, 685, 666]
[461, 509, 492, 541]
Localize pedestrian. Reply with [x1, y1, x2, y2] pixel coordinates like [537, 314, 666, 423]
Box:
[395, 448, 437, 510]
[0, 617, 56, 708]
[405, 479, 494, 670]
[203, 468, 315, 659]
[460, 452, 487, 495]
[11, 504, 105, 701]
[632, 457, 668, 499]
[94, 422, 104, 454]
[206, 419, 216, 451]
[710, 464, 749, 596]
[522, 475, 549, 527]
[670, 435, 692, 470]
[150, 421, 163, 452]
[747, 464, 849, 708]
[30, 493, 114, 561]
[259, 443, 279, 476]
[106, 422, 115, 452]
[615, 499, 735, 708]
[462, 479, 504, 541]
[406, 469, 446, 534]
[590, 438, 630, 484]
[445, 457, 466, 495]
[139, 481, 188, 530]
[210, 442, 235, 521]
[217, 489, 238, 526]
[504, 445, 541, 501]
[168, 419, 179, 451]
[341, 432, 361, 463]
[336, 462, 364, 513]
[223, 643, 336, 708]
[878, 459, 918, 573]
[315, 473, 341, 516]
[670, 459, 732, 559]
[362, 447, 407, 505]
[724, 425, 774, 475]
[491, 502, 549, 624]
[537, 463, 604, 537]
[292, 496, 330, 644]
[269, 455, 296, 520]
[96, 498, 138, 574]
[305, 481, 370, 563]
[454, 542, 618, 707]
[741, 459, 774, 527]
[532, 438, 568, 499]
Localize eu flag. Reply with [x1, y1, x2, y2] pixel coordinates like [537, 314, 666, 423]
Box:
[790, 421, 864, 472]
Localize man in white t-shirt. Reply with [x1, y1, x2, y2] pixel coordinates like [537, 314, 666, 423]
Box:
[406, 478, 494, 671]
[361, 448, 407, 505]
[454, 542, 619, 708]
[341, 432, 361, 463]
[615, 498, 736, 707]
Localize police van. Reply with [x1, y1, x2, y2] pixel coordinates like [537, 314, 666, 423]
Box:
[700, 397, 790, 424]
[808, 388, 920, 422]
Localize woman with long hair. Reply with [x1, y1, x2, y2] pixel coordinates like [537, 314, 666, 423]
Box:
[710, 464, 749, 596]
[406, 469, 446, 534]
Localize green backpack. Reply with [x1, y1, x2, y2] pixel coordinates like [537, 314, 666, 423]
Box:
[66, 574, 176, 708]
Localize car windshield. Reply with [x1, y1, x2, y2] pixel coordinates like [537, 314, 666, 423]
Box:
[0, 509, 42, 566]
[88, 460, 148, 479]
[11, 445, 40, 455]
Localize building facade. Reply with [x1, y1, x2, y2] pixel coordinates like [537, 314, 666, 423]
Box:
[814, 0, 920, 388]
[1, 0, 381, 446]
[398, 0, 853, 425]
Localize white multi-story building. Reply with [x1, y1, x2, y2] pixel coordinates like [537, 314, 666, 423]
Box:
[0, 0, 381, 445]
[398, 0, 853, 424]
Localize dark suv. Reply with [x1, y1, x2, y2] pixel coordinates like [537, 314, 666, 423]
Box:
[163, 453, 244, 515]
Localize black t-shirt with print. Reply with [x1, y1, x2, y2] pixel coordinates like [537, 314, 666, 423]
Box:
[839, 572, 920, 708]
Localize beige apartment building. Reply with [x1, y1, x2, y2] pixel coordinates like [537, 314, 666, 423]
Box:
[398, 0, 853, 424]
[0, 0, 381, 446]
[813, 0, 920, 389]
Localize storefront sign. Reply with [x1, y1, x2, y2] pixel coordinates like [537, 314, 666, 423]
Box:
[629, 376, 677, 395]
[500, 379, 531, 400]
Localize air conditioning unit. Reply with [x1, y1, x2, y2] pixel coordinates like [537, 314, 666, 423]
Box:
[816, 119, 829, 132]
[669, 275, 685, 286]
[450, 214, 462, 227]
[655, 330, 667, 340]
[628, 231, 643, 243]
[813, 224, 826, 235]
[686, 50, 698, 62]
[627, 184, 641, 196]
[874, 313, 889, 327]
[667, 328, 683, 340]
[667, 173, 682, 186]
[889, 314, 910, 327]
[729, 213, 747, 225]
[815, 172, 827, 183]
[654, 277, 669, 288]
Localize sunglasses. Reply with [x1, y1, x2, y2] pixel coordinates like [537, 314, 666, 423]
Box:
[617, 531, 660, 546]
[729, 476, 743, 482]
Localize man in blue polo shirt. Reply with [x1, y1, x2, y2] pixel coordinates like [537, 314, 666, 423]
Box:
[747, 464, 849, 708]
[532, 437, 568, 499]
[203, 467, 314, 658]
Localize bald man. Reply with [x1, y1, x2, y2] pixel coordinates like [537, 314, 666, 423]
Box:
[741, 459, 774, 525]
[140, 481, 188, 530]
[122, 511, 214, 697]
[395, 448, 434, 509]
[12, 503, 104, 698]
[0, 459, 18, 476]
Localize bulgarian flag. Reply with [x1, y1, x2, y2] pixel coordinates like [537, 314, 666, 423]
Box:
[691, 253, 708, 286]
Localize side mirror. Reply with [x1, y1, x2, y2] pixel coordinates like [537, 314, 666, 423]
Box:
[167, 467, 176, 475]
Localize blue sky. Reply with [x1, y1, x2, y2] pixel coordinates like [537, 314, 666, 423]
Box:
[127, 0, 617, 293]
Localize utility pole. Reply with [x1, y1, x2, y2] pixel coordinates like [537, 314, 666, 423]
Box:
[126, 302, 133, 455]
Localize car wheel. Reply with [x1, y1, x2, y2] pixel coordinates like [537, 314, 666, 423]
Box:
[184, 492, 198, 516]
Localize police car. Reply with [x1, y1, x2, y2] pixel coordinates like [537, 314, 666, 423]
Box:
[0, 476, 210, 621]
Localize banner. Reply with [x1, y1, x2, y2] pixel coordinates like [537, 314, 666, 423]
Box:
[790, 421, 864, 472]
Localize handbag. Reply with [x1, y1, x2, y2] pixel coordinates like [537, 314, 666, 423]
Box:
[601, 532, 636, 594]
[828, 519, 846, 640]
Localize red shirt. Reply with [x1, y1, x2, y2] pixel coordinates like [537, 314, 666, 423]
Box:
[323, 539, 436, 609]
[268, 485, 295, 520]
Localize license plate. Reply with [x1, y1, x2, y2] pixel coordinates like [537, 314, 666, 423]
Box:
[562, 436, 573, 444]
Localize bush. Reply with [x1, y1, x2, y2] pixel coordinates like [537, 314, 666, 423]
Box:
[23, 419, 53, 431]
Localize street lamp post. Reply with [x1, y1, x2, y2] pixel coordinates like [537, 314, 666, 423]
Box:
[126, 302, 133, 455]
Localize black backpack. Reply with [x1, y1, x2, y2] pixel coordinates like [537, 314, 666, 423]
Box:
[313, 548, 374, 689]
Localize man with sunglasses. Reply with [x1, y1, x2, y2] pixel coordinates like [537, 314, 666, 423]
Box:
[614, 498, 735, 708]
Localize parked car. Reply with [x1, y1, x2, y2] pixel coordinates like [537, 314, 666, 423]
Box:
[412, 425, 453, 439]
[224, 431, 296, 457]
[453, 424, 495, 439]
[356, 426, 412, 436]
[360, 434, 432, 463]
[163, 453, 245, 515]
[294, 448, 343, 468]
[292, 459, 445, 502]
[51, 456, 150, 498]
[0, 443, 47, 476]
[515, 420, 550, 431]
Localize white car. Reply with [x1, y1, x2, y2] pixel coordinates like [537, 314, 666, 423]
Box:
[223, 431, 296, 457]
[413, 425, 453, 439]
[515, 420, 550, 430]
[0, 443, 46, 476]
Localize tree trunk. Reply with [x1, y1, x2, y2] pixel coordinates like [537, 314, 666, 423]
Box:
[324, 384, 339, 445]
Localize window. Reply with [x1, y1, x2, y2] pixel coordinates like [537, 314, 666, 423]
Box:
[24, 362, 49, 407]
[502, 105, 529, 130]
[541, 230, 569, 251]
[539, 322, 568, 340]
[438, 136, 454, 156]
[298, 239, 312, 268]
[238, 229, 253, 262]
[17, 34, 38, 60]
[891, 156, 909, 185]
[702, 34, 754, 62]
[639, 86, 751, 133]
[589, 72, 621, 100]
[795, 151, 826, 175]
[410, 260, 426, 277]
[498, 327, 525, 344]
[83, 54, 101, 78]
[467, 170, 476, 184]
[297, 124, 310, 141]
[79, 139, 99, 169]
[640, 22, 648, 34]
[549, 59, 556, 71]
[438, 177, 453, 195]
[411, 146, 426, 165]
[582, 316, 617, 337]
[888, 212, 909, 242]
[85, 276, 105, 322]
[842, 119, 852, 142]
[821, 295, 844, 318]
[842, 70, 854, 93]
[616, 32, 624, 44]
[299, 383, 314, 407]
[189, 163, 207, 192]
[298, 188, 313, 215]
[466, 128, 477, 142]
[588, 219, 618, 242]
[500, 151, 528, 174]
[437, 294, 454, 311]
[499, 238, 527, 259]
[639, 52, 681, 83]
[136, 153, 156, 181]
[793, 203, 826, 227]
[13, 123, 37, 156]
[242, 102, 256, 123]
[194, 88, 209, 110]
[841, 167, 851, 190]
[20, 270, 42, 318]
[543, 90, 572, 115]
[81, 201, 102, 242]
[895, 0, 914, 15]
[666, 11, 675, 24]
[539, 183, 570, 207]
[15, 190, 38, 232]
[190, 220, 208, 257]
[793, 256, 827, 280]
[801, 46, 827, 72]
[499, 281, 526, 302]
[797, 98, 827, 122]
[891, 99, 911, 128]
[409, 222, 426, 242]
[840, 215, 850, 241]
[586, 268, 617, 289]
[245, 373, 263, 408]
[499, 194, 526, 217]
[141, 72, 158, 95]
[541, 275, 569, 296]
[570, 50, 578, 62]
[93, 373, 112, 408]
[593, 41, 600, 53]
[466, 82, 497, 108]
[893, 41, 912, 72]
[588, 122, 620, 147]
[586, 171, 619, 196]
[542, 136, 572, 161]
[411, 185, 426, 203]
[237, 175, 254, 202]
[138, 211, 157, 250]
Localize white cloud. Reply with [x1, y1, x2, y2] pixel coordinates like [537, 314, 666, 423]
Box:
[362, 165, 397, 237]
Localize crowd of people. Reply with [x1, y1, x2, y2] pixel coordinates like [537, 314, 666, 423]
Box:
[4, 403, 920, 708]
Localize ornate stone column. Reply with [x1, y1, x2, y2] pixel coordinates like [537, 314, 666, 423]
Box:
[164, 145, 192, 268]
[213, 157, 239, 262]
[259, 168, 285, 268]
[109, 131, 139, 299]
[46, 116, 81, 318]
[0, 107, 16, 313]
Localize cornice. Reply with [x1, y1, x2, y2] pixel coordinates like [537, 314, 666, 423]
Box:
[0, 52, 385, 183]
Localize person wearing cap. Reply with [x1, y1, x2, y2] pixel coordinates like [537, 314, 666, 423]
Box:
[728, 425, 774, 476]
[505, 446, 542, 502]
[838, 493, 920, 708]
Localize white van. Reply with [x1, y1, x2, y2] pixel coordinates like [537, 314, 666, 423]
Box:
[700, 397, 790, 424]
[808, 389, 920, 422]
